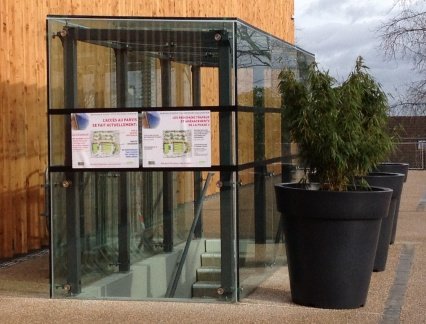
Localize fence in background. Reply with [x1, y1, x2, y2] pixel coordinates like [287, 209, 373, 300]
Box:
[391, 140, 426, 170]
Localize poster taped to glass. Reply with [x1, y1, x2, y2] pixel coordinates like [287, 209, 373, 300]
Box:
[71, 112, 139, 168]
[142, 110, 211, 168]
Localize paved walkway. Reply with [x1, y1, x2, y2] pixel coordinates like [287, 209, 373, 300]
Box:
[0, 171, 425, 323]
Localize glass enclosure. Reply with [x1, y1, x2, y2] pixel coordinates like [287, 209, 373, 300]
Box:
[47, 16, 314, 302]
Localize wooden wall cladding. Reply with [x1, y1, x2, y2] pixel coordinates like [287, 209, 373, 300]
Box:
[1, 0, 50, 259]
[0, 0, 294, 258]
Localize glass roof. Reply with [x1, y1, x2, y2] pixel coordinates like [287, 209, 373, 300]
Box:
[47, 16, 313, 68]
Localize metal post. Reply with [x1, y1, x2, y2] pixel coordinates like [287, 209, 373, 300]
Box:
[66, 174, 81, 294]
[192, 65, 203, 238]
[161, 58, 174, 252]
[141, 58, 154, 236]
[118, 171, 130, 272]
[62, 28, 81, 294]
[218, 32, 236, 299]
[115, 48, 130, 272]
[253, 67, 266, 244]
[115, 48, 129, 107]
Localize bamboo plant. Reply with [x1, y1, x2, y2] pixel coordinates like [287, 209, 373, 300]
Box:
[279, 56, 395, 191]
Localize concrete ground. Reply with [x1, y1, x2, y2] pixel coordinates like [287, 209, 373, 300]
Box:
[0, 170, 425, 323]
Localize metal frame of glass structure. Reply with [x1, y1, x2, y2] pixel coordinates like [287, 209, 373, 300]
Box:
[47, 16, 314, 302]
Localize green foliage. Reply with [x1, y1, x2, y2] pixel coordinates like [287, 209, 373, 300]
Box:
[279, 57, 395, 191]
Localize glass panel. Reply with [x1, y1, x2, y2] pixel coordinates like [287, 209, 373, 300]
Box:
[263, 69, 281, 109]
[236, 21, 314, 108]
[237, 112, 254, 165]
[50, 170, 224, 300]
[47, 17, 234, 109]
[50, 171, 68, 296]
[237, 168, 255, 240]
[265, 111, 281, 160]
[49, 115, 68, 166]
[237, 167, 285, 298]
[77, 43, 115, 109]
[236, 68, 253, 107]
[47, 16, 238, 302]
[48, 20, 65, 109]
[235, 20, 314, 298]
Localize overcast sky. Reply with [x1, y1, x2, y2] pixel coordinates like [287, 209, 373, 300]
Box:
[294, 0, 420, 104]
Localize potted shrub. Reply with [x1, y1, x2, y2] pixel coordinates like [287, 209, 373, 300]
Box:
[374, 162, 409, 244]
[347, 58, 405, 271]
[352, 64, 408, 247]
[375, 163, 409, 182]
[362, 172, 404, 271]
[276, 57, 393, 309]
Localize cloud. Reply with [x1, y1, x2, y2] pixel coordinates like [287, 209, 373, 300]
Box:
[297, 21, 379, 76]
[294, 0, 418, 103]
[298, 0, 392, 25]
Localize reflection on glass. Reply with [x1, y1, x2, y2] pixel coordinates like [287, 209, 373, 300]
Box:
[47, 16, 314, 302]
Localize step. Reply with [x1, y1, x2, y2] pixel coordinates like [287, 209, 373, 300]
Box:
[205, 239, 221, 253]
[196, 267, 221, 282]
[192, 281, 221, 299]
[200, 252, 221, 267]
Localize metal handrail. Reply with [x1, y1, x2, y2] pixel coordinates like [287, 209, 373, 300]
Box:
[166, 172, 214, 298]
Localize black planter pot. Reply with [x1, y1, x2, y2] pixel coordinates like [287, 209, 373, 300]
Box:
[374, 163, 409, 244]
[374, 162, 409, 182]
[362, 172, 405, 271]
[275, 183, 393, 309]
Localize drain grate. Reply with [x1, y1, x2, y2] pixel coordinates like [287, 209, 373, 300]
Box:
[381, 244, 415, 324]
[0, 249, 48, 269]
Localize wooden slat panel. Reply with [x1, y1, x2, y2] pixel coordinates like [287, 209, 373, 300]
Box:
[1, 0, 17, 258]
[37, 2, 49, 248]
[23, 0, 43, 251]
[0, 0, 7, 258]
[10, 0, 28, 255]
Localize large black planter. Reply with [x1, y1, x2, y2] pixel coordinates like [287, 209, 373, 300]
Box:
[362, 172, 405, 271]
[275, 183, 393, 309]
[374, 162, 409, 182]
[374, 163, 409, 244]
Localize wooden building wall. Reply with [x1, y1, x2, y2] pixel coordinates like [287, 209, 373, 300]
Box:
[0, 0, 295, 259]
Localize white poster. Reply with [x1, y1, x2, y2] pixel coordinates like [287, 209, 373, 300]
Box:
[71, 112, 139, 168]
[142, 110, 211, 168]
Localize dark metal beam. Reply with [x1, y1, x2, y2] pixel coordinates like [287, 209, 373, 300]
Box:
[192, 66, 203, 238]
[115, 48, 131, 272]
[62, 33, 81, 295]
[65, 27, 221, 67]
[141, 58, 155, 240]
[115, 49, 129, 108]
[161, 58, 174, 253]
[66, 174, 82, 295]
[218, 33, 236, 300]
[253, 66, 266, 244]
[63, 34, 77, 113]
[67, 27, 221, 48]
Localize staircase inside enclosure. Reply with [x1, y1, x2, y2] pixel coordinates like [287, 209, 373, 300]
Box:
[78, 239, 207, 299]
[193, 238, 288, 299]
[192, 239, 222, 298]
